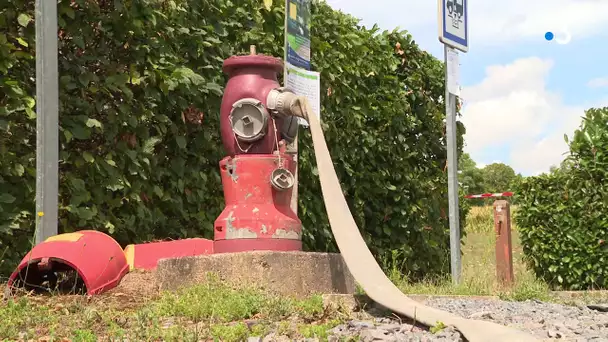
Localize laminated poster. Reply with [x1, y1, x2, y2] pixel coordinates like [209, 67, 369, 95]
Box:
[285, 62, 320, 127]
[285, 0, 311, 70]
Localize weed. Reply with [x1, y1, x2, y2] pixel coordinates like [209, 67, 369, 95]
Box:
[152, 278, 265, 322]
[72, 329, 97, 342]
[0, 297, 52, 337]
[430, 321, 446, 334]
[292, 295, 325, 320]
[298, 318, 341, 340]
[250, 323, 271, 337]
[276, 321, 292, 336]
[210, 322, 250, 342]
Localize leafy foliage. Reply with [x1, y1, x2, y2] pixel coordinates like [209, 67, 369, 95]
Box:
[481, 163, 517, 193]
[459, 154, 520, 205]
[459, 153, 484, 195]
[0, 0, 467, 278]
[515, 107, 608, 290]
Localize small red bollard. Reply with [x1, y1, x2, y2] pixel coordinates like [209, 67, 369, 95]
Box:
[493, 200, 514, 286]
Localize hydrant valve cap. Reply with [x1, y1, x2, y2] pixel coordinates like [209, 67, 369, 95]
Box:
[270, 168, 295, 190]
[229, 98, 269, 142]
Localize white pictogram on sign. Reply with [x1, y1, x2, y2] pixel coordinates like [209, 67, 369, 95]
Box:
[447, 0, 464, 29]
[438, 0, 468, 52]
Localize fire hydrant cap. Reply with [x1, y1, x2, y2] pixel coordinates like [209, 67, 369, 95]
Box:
[223, 55, 284, 75]
[230, 98, 269, 142]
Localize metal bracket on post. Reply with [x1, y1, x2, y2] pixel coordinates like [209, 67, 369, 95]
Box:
[493, 200, 514, 286]
[35, 0, 59, 244]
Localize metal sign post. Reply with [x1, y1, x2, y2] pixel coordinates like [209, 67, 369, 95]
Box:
[284, 0, 314, 216]
[34, 0, 59, 244]
[438, 0, 469, 284]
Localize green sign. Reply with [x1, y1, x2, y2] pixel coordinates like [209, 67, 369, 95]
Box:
[285, 0, 311, 70]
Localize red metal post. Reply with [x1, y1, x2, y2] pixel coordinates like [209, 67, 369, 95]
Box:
[493, 200, 514, 286]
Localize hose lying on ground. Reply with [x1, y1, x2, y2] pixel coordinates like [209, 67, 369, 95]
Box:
[296, 97, 539, 342]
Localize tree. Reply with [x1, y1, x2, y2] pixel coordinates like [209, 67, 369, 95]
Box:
[510, 172, 524, 190]
[549, 158, 575, 175]
[458, 153, 484, 195]
[481, 163, 517, 193]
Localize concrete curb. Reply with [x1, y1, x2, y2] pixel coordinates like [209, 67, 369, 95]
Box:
[155, 251, 356, 298]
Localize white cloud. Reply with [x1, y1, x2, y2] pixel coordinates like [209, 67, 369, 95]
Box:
[473, 0, 608, 46]
[460, 57, 585, 175]
[587, 77, 608, 88]
[321, 0, 608, 176]
[324, 0, 608, 47]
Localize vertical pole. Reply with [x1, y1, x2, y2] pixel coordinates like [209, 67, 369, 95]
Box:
[289, 133, 299, 215]
[493, 200, 514, 286]
[284, 0, 299, 216]
[35, 0, 59, 244]
[444, 45, 461, 284]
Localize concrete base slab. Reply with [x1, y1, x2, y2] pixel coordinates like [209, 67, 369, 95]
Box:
[155, 251, 356, 297]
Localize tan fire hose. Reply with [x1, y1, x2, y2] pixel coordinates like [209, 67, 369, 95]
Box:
[294, 97, 538, 342]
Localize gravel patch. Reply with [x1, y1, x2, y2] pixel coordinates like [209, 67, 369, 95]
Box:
[422, 297, 608, 342]
[326, 317, 463, 342]
[249, 298, 608, 342]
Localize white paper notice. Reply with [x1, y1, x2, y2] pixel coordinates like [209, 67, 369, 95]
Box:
[285, 62, 321, 126]
[447, 48, 460, 96]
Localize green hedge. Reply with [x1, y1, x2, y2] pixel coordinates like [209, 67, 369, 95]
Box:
[516, 107, 608, 290]
[0, 0, 467, 278]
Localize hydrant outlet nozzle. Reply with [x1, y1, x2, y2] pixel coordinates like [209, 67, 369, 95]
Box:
[267, 88, 307, 119]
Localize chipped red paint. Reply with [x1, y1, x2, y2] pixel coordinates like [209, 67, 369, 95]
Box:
[214, 154, 302, 253]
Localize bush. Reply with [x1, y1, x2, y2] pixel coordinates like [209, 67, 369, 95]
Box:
[0, 0, 467, 279]
[516, 107, 608, 290]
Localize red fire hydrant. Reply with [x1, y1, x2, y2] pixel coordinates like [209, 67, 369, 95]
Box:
[213, 47, 303, 253]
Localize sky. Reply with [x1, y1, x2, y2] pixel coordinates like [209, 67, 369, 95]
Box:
[324, 0, 608, 176]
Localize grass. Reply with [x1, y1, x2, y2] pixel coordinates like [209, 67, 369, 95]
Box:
[390, 226, 553, 301]
[383, 204, 553, 300]
[390, 205, 608, 304]
[465, 205, 517, 234]
[1, 205, 606, 340]
[0, 276, 353, 341]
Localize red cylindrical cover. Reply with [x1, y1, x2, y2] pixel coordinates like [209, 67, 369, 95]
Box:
[7, 230, 129, 295]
